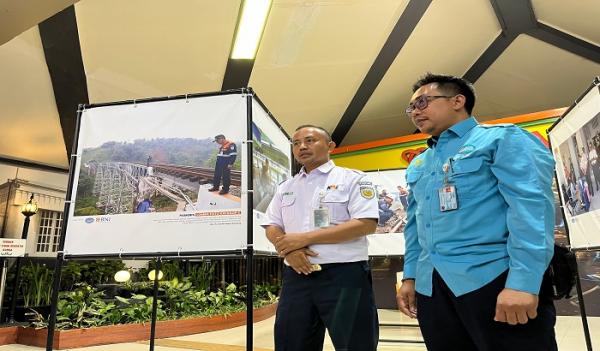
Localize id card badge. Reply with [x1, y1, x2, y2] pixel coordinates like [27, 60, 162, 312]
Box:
[438, 185, 458, 212]
[314, 207, 330, 228]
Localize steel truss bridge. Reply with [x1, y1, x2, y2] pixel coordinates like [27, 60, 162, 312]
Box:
[91, 162, 241, 215]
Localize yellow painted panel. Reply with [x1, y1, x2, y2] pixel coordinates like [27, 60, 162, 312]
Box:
[333, 121, 553, 171]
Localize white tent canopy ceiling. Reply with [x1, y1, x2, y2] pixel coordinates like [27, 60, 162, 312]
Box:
[0, 0, 599, 171]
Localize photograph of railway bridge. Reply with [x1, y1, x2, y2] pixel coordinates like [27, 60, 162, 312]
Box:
[73, 137, 242, 216]
[71, 98, 247, 217]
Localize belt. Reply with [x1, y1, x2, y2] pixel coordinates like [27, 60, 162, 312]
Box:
[310, 261, 367, 272]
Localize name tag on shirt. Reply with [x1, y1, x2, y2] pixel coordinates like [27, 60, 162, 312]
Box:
[438, 185, 458, 212]
[314, 207, 330, 228]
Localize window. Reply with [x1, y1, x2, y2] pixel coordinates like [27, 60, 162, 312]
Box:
[36, 210, 63, 253]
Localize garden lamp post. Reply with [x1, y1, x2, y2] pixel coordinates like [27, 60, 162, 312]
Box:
[8, 194, 38, 323]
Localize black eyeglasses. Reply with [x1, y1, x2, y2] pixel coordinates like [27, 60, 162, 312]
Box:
[405, 95, 454, 116]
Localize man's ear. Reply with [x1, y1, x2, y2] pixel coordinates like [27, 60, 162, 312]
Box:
[328, 141, 337, 153]
[453, 94, 467, 112]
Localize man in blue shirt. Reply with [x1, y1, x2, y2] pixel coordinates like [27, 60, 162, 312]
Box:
[396, 73, 557, 350]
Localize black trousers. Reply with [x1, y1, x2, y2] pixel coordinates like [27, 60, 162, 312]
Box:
[416, 270, 557, 351]
[212, 163, 230, 190]
[275, 261, 379, 351]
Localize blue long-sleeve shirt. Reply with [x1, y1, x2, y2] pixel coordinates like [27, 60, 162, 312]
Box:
[404, 117, 555, 297]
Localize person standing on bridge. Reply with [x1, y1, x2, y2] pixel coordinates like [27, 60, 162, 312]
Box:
[209, 134, 237, 195]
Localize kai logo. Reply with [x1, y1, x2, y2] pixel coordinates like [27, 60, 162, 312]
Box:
[454, 145, 476, 160]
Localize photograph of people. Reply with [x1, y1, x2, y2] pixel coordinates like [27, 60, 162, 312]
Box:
[556, 113, 600, 217]
[366, 170, 409, 234]
[208, 134, 237, 195]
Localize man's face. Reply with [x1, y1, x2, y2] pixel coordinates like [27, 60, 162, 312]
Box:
[291, 127, 335, 171]
[407, 83, 461, 136]
[216, 137, 225, 145]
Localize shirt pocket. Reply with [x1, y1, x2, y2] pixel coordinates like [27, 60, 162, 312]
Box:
[451, 157, 484, 198]
[406, 171, 425, 200]
[321, 191, 350, 224]
[281, 195, 296, 224]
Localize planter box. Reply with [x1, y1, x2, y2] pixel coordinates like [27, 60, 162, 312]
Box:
[16, 302, 277, 349]
[0, 327, 18, 345]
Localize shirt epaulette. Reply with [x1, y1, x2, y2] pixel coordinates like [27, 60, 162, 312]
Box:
[348, 168, 366, 176]
[479, 123, 514, 128]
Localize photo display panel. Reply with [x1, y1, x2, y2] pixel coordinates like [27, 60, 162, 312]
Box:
[365, 169, 407, 256]
[549, 80, 600, 249]
[251, 98, 292, 253]
[64, 93, 248, 255]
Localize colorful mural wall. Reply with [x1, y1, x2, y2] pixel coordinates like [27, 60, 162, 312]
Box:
[331, 109, 565, 171]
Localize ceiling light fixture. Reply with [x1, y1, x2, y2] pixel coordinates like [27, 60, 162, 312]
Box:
[231, 0, 273, 59]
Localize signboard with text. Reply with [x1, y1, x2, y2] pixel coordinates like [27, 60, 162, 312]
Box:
[0, 239, 26, 257]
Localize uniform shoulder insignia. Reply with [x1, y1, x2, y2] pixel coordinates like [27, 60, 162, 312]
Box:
[359, 185, 375, 199]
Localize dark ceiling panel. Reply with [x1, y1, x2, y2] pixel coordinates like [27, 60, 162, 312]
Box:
[463, 34, 515, 83]
[464, 0, 536, 83]
[38, 6, 88, 158]
[222, 58, 254, 90]
[0, 155, 69, 173]
[528, 23, 600, 64]
[466, 0, 600, 84]
[221, 0, 263, 91]
[331, 0, 432, 146]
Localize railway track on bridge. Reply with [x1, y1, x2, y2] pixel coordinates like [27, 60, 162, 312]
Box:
[152, 164, 241, 186]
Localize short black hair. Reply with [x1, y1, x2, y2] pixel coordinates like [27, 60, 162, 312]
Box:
[295, 125, 332, 142]
[412, 73, 476, 114]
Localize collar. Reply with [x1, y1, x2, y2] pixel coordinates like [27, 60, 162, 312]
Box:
[427, 116, 478, 147]
[299, 160, 335, 176]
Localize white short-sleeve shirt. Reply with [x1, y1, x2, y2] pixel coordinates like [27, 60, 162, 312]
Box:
[262, 160, 378, 264]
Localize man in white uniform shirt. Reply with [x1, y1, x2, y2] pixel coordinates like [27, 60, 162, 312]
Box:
[262, 125, 379, 351]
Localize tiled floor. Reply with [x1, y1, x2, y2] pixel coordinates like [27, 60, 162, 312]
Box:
[0, 310, 598, 350]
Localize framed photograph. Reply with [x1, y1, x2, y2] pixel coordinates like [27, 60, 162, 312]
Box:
[548, 77, 600, 249]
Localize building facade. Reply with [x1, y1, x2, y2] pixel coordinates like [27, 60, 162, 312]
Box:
[0, 178, 65, 258]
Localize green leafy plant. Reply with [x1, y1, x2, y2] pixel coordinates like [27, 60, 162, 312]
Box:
[28, 284, 166, 329]
[25, 268, 279, 330]
[20, 262, 53, 307]
[61, 260, 125, 288]
[188, 261, 215, 291]
[140, 260, 183, 282]
[45, 285, 118, 329]
[114, 294, 166, 324]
